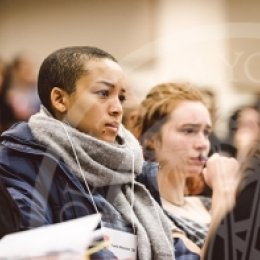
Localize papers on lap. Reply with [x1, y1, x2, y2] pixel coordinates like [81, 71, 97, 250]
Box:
[0, 214, 101, 259]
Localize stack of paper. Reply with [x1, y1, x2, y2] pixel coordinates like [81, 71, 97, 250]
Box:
[0, 214, 102, 259]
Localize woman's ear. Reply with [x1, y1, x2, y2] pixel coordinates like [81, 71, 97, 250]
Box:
[50, 87, 68, 114]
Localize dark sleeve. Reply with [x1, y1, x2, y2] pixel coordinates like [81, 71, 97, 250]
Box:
[204, 172, 260, 260]
[0, 164, 53, 230]
[0, 181, 21, 238]
[136, 162, 162, 206]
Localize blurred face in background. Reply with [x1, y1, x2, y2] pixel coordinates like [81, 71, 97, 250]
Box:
[13, 56, 37, 87]
[234, 107, 260, 157]
[154, 101, 212, 177]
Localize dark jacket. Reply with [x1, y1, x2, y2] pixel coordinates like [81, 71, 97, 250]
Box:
[0, 123, 200, 260]
[0, 122, 129, 258]
[0, 122, 133, 229]
[204, 150, 260, 260]
[136, 161, 161, 205]
[0, 181, 21, 238]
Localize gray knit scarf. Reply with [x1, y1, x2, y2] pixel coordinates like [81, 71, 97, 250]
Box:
[28, 107, 175, 260]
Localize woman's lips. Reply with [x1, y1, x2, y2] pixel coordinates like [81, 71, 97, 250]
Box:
[104, 123, 119, 133]
[190, 157, 206, 166]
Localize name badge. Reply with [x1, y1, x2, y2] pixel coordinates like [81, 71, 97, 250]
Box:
[102, 227, 137, 260]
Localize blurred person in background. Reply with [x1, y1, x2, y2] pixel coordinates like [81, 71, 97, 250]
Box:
[136, 82, 240, 249]
[2, 53, 40, 122]
[233, 106, 260, 161]
[0, 181, 21, 239]
[225, 104, 260, 162]
[0, 58, 16, 133]
[0, 58, 6, 89]
[0, 58, 7, 132]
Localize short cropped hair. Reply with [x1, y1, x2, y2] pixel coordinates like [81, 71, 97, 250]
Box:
[38, 46, 117, 113]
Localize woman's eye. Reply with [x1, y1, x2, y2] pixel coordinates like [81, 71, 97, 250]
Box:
[183, 128, 194, 134]
[119, 95, 126, 103]
[97, 90, 109, 97]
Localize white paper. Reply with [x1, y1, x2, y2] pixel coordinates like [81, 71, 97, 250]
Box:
[0, 213, 101, 258]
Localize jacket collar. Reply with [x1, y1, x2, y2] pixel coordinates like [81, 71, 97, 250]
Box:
[1, 122, 42, 148]
[0, 122, 87, 194]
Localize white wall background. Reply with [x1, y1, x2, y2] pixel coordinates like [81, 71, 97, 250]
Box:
[1, 0, 260, 138]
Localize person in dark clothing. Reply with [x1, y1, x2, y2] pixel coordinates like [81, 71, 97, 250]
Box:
[203, 138, 260, 260]
[0, 181, 20, 238]
[0, 46, 202, 259]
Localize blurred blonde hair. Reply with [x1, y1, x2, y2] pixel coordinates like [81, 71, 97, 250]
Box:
[140, 82, 208, 137]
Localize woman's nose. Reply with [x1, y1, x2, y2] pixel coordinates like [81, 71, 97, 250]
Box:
[109, 96, 123, 116]
[195, 133, 209, 149]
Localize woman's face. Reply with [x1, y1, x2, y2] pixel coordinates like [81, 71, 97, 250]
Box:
[154, 101, 212, 177]
[64, 58, 127, 143]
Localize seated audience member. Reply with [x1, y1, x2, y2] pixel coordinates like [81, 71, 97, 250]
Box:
[3, 53, 40, 122]
[138, 84, 215, 196]
[136, 82, 240, 248]
[0, 46, 202, 260]
[203, 138, 260, 260]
